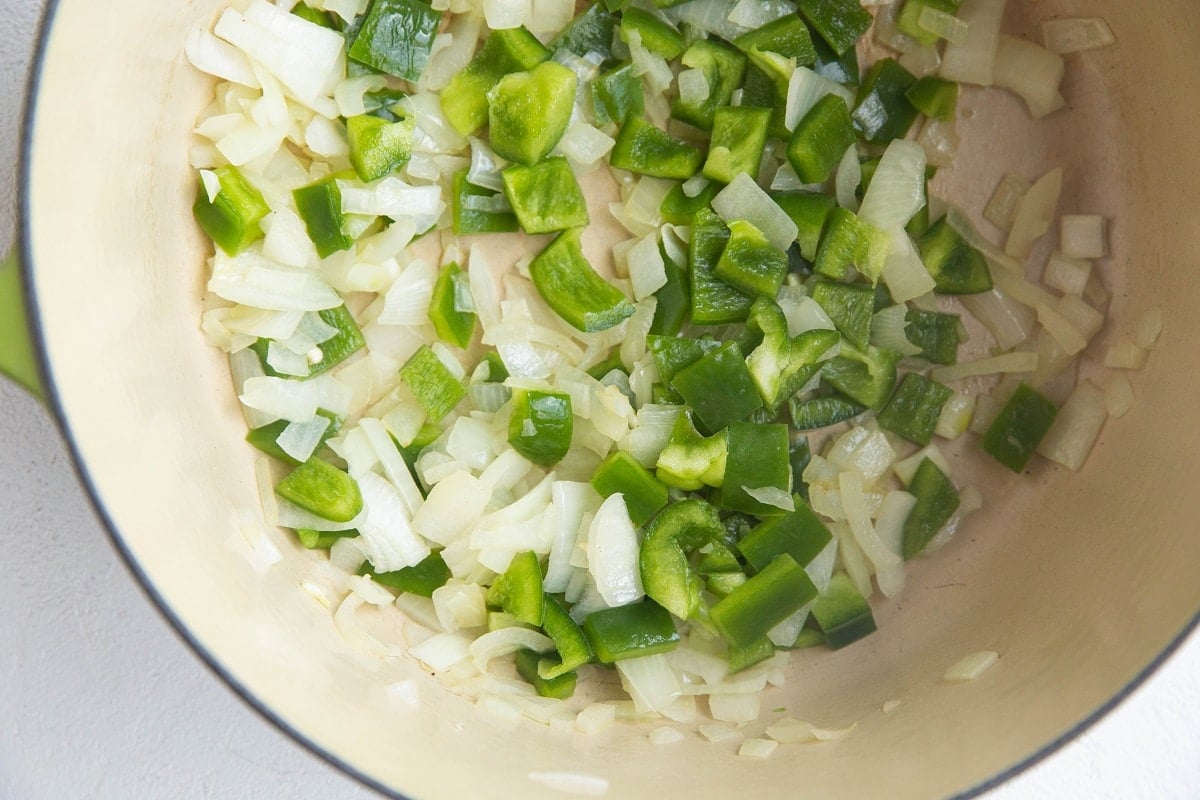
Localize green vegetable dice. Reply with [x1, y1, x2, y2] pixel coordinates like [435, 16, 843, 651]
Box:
[488, 61, 578, 165]
[670, 341, 763, 433]
[347, 113, 414, 182]
[400, 345, 466, 423]
[591, 451, 670, 526]
[714, 423, 792, 516]
[711, 554, 817, 649]
[790, 395, 867, 431]
[528, 229, 635, 333]
[689, 208, 754, 325]
[293, 177, 353, 259]
[902, 457, 960, 558]
[619, 7, 685, 59]
[193, 165, 270, 255]
[982, 383, 1059, 472]
[853, 58, 920, 144]
[787, 94, 857, 184]
[704, 106, 771, 184]
[917, 217, 993, 294]
[810, 571, 877, 648]
[591, 62, 644, 125]
[713, 220, 788, 298]
[811, 280, 876, 350]
[452, 171, 519, 235]
[368, 551, 452, 596]
[877, 373, 954, 445]
[276, 458, 363, 523]
[583, 600, 680, 663]
[610, 115, 704, 180]
[738, 496, 833, 572]
[798, 0, 872, 56]
[441, 26, 550, 136]
[671, 40, 747, 130]
[428, 262, 477, 349]
[347, 0, 442, 81]
[508, 389, 573, 466]
[501, 157, 589, 234]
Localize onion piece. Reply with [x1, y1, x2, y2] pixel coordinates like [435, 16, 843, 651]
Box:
[870, 304, 923, 356]
[834, 145, 861, 211]
[1005, 167, 1063, 259]
[1043, 252, 1092, 295]
[186, 29, 260, 88]
[742, 486, 795, 512]
[1060, 215, 1107, 259]
[1042, 18, 1115, 54]
[983, 173, 1031, 232]
[587, 494, 645, 608]
[857, 140, 926, 231]
[712, 173, 799, 252]
[932, 351, 1039, 383]
[785, 67, 855, 131]
[616, 653, 681, 714]
[944, 650, 999, 682]
[1037, 380, 1107, 470]
[918, 6, 969, 45]
[880, 229, 938, 303]
[993, 35, 1065, 119]
[412, 470, 490, 546]
[356, 471, 431, 572]
[940, 0, 1007, 86]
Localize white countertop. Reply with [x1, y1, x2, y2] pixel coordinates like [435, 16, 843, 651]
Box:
[2, 2, 1199, 797]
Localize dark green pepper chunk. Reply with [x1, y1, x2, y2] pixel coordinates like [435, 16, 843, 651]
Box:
[917, 216, 993, 294]
[774, 191, 836, 262]
[737, 496, 833, 573]
[671, 341, 763, 433]
[488, 61, 578, 165]
[906, 75, 960, 121]
[810, 571, 877, 648]
[619, 7, 685, 59]
[591, 62, 644, 126]
[610, 115, 704, 180]
[293, 178, 353, 259]
[428, 262, 477, 349]
[852, 58, 920, 144]
[649, 241, 691, 336]
[790, 394, 866, 431]
[689, 208, 753, 325]
[727, 636, 777, 673]
[583, 600, 680, 663]
[193, 165, 269, 255]
[711, 554, 817, 649]
[501, 157, 589, 234]
[276, 458, 363, 523]
[400, 345, 466, 423]
[732, 15, 817, 64]
[528, 228, 635, 333]
[787, 94, 857, 184]
[713, 220, 788, 298]
[902, 457, 960, 558]
[508, 389, 572, 466]
[647, 335, 721, 384]
[798, 0, 872, 56]
[821, 344, 901, 410]
[539, 594, 594, 679]
[896, 0, 963, 46]
[877, 373, 954, 446]
[347, 0, 442, 81]
[515, 648, 576, 699]
[291, 3, 336, 27]
[713, 423, 792, 516]
[703, 106, 771, 185]
[747, 325, 842, 412]
[246, 409, 343, 465]
[659, 181, 720, 225]
[592, 451, 670, 526]
[441, 26, 550, 136]
[810, 280, 876, 350]
[812, 28, 859, 85]
[487, 550, 544, 626]
[740, 49, 794, 139]
[671, 40, 747, 131]
[814, 207, 888, 282]
[368, 551, 451, 596]
[982, 383, 1059, 473]
[905, 309, 962, 365]
[552, 3, 616, 57]
[639, 499, 727, 620]
[452, 171, 519, 235]
[298, 528, 358, 549]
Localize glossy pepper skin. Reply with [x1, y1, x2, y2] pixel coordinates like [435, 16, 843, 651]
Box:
[901, 457, 960, 558]
[193, 165, 270, 255]
[487, 61, 578, 165]
[582, 600, 680, 663]
[347, 0, 442, 81]
[441, 26, 549, 136]
[508, 389, 573, 467]
[527, 228, 635, 333]
[400, 345, 467, 423]
[639, 499, 728, 620]
[609, 115, 704, 180]
[711, 553, 818, 649]
[982, 383, 1059, 472]
[276, 458, 363, 523]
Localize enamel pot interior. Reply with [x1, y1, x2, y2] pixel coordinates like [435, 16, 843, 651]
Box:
[22, 1, 1200, 798]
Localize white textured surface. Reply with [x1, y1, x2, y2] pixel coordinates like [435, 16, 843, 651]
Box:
[2, 2, 1199, 798]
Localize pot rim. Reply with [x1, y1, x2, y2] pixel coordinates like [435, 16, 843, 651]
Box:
[15, 3, 1200, 798]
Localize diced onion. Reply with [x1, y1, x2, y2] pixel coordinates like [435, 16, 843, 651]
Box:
[918, 7, 969, 45]
[1042, 18, 1115, 54]
[1104, 375, 1134, 418]
[1005, 167, 1063, 258]
[944, 650, 999, 682]
[1060, 214, 1107, 259]
[871, 305, 923, 356]
[617, 653, 682, 714]
[932, 351, 1039, 383]
[712, 173, 799, 252]
[1043, 252, 1092, 295]
[470, 627, 554, 672]
[742, 486, 795, 512]
[1037, 380, 1107, 470]
[993, 35, 1065, 119]
[356, 472, 431, 572]
[940, 0, 1007, 86]
[834, 145, 861, 211]
[983, 173, 1031, 232]
[785, 68, 855, 131]
[587, 494, 645, 608]
[857, 140, 926, 231]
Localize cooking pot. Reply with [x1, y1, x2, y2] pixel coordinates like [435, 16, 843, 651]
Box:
[5, 1, 1200, 797]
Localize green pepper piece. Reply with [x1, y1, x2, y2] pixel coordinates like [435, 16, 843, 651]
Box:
[902, 457, 961, 558]
[528, 228, 635, 332]
[311, 305, 366, 376]
[539, 595, 594, 679]
[810, 280, 875, 350]
[441, 26, 550, 136]
[488, 61, 578, 165]
[982, 383, 1059, 473]
[712, 220, 788, 298]
[853, 58, 920, 144]
[712, 554, 818, 649]
[552, 3, 616, 57]
[590, 62, 644, 126]
[292, 3, 336, 27]
[877, 373, 953, 446]
[452, 171, 520, 235]
[655, 409, 727, 490]
[428, 262, 477, 349]
[583, 600, 681, 663]
[917, 216, 993, 294]
[515, 648, 576, 699]
[790, 436, 813, 501]
[347, 0, 442, 82]
[703, 106, 771, 185]
[741, 294, 789, 351]
[508, 389, 572, 466]
[362, 87, 408, 121]
[690, 208, 754, 325]
[811, 27, 859, 85]
[790, 394, 866, 431]
[906, 200, 932, 239]
[246, 409, 343, 465]
[368, 551, 451, 596]
[821, 344, 901, 410]
[905, 309, 962, 364]
[713, 423, 792, 516]
[707, 572, 749, 599]
[501, 157, 589, 234]
[639, 498, 726, 620]
[276, 458, 363, 523]
[671, 341, 763, 433]
[810, 571, 877, 648]
[798, 0, 872, 56]
[647, 335, 721, 384]
[346, 114, 414, 182]
[772, 192, 833, 264]
[787, 94, 857, 184]
[610, 115, 704, 180]
[906, 76, 959, 121]
[671, 40, 747, 131]
[297, 528, 358, 550]
[896, 0, 963, 46]
[294, 177, 353, 258]
[619, 8, 685, 59]
[400, 345, 466, 423]
[586, 350, 626, 381]
[193, 165, 270, 255]
[659, 181, 720, 225]
[738, 495, 832, 572]
[487, 551, 545, 626]
[480, 351, 509, 382]
[592, 451, 670, 526]
[732, 15, 817, 64]
[747, 326, 842, 412]
[813, 207, 889, 282]
[649, 241, 691, 336]
[740, 49, 794, 139]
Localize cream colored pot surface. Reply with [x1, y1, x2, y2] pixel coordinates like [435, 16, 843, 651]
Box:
[21, 1, 1200, 798]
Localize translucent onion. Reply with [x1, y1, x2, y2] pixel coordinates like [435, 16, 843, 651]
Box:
[410, 633, 473, 672]
[939, 0, 1007, 87]
[587, 494, 645, 608]
[784, 68, 855, 131]
[880, 229, 938, 303]
[1042, 18, 1115, 54]
[993, 35, 1065, 119]
[677, 68, 711, 108]
[209, 249, 342, 312]
[918, 7, 969, 45]
[185, 29, 260, 88]
[1036, 380, 1107, 471]
[840, 471, 905, 597]
[1005, 167, 1063, 258]
[834, 145, 861, 211]
[712, 173, 799, 252]
[742, 486, 795, 512]
[412, 470, 490, 546]
[931, 351, 1039, 383]
[1059, 215, 1107, 260]
[470, 627, 554, 672]
[944, 651, 999, 682]
[857, 139, 926, 231]
[617, 653, 682, 714]
[356, 471, 431, 572]
[983, 173, 1031, 232]
[870, 305, 923, 356]
[422, 13, 485, 92]
[556, 122, 615, 168]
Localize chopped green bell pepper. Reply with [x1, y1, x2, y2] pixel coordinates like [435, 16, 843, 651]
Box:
[452, 171, 519, 235]
[619, 8, 685, 59]
[515, 647, 577, 699]
[810, 571, 876, 648]
[347, 0, 442, 82]
[488, 61, 578, 165]
[487, 550, 545, 626]
[428, 262, 477, 349]
[400, 345, 466, 423]
[727, 636, 777, 673]
[703, 106, 771, 185]
[690, 208, 753, 325]
[276, 458, 363, 523]
[812, 27, 859, 85]
[712, 219, 788, 298]
[246, 409, 343, 465]
[737, 496, 833, 572]
[897, 0, 963, 46]
[539, 594, 594, 679]
[291, 3, 336, 27]
[790, 394, 866, 430]
[590, 62, 644, 126]
[671, 40, 747, 131]
[583, 600, 680, 663]
[346, 113, 414, 183]
[813, 207, 889, 282]
[774, 191, 836, 262]
[592, 451, 670, 526]
[293, 177, 353, 258]
[902, 457, 960, 558]
[639, 498, 726, 620]
[711, 554, 818, 649]
[193, 165, 269, 255]
[877, 373, 953, 446]
[552, 3, 616, 58]
[659, 180, 720, 225]
[797, 0, 872, 56]
[671, 341, 763, 433]
[655, 409, 727, 490]
[905, 309, 962, 365]
[508, 389, 573, 467]
[821, 344, 901, 410]
[714, 423, 792, 516]
[906, 75, 959, 121]
[297, 528, 358, 550]
[740, 49, 794, 138]
[647, 335, 722, 384]
[852, 58, 920, 144]
[649, 241, 691, 336]
[732, 15, 817, 64]
[982, 383, 1059, 473]
[441, 26, 550, 136]
[917, 216, 993, 294]
[610, 115, 704, 180]
[368, 551, 451, 596]
[811, 280, 875, 350]
[747, 326, 842, 412]
[501, 157, 589, 234]
[787, 94, 857, 184]
[528, 228, 635, 332]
